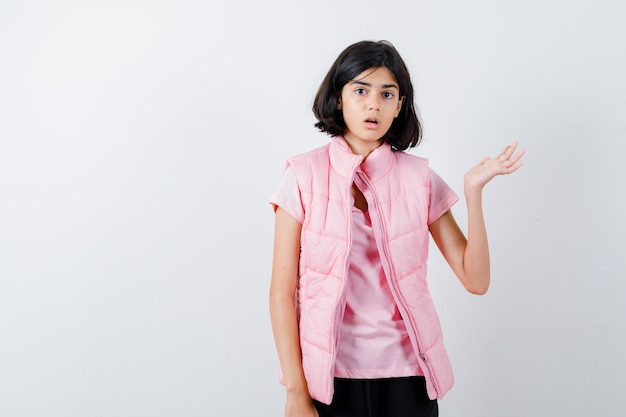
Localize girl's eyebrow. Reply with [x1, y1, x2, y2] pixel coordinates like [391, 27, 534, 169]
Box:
[350, 80, 399, 90]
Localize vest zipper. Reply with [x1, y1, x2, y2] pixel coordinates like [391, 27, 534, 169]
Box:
[328, 158, 362, 399]
[354, 171, 440, 398]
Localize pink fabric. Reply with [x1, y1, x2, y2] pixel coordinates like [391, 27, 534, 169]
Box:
[270, 137, 459, 404]
[270, 167, 304, 222]
[335, 205, 422, 378]
[270, 163, 456, 228]
[271, 163, 456, 380]
[272, 169, 420, 378]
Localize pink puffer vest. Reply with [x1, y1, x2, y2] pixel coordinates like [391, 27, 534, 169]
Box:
[286, 136, 455, 404]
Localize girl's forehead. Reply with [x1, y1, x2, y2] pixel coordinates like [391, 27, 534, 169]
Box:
[350, 67, 399, 86]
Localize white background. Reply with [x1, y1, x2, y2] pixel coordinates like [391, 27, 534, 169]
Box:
[1, 1, 625, 416]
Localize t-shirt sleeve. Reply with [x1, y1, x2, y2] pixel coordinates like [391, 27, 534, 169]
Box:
[269, 166, 304, 224]
[428, 167, 459, 225]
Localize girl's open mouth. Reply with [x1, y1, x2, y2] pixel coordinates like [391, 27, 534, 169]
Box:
[365, 118, 380, 127]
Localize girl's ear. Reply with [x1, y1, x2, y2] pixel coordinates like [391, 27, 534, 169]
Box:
[336, 97, 342, 110]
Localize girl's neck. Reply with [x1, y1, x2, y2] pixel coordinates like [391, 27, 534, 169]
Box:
[342, 135, 383, 161]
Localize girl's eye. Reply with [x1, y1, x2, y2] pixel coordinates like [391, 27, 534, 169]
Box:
[383, 92, 394, 99]
[355, 88, 367, 95]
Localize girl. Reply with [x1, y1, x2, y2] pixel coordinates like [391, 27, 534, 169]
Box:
[269, 40, 524, 417]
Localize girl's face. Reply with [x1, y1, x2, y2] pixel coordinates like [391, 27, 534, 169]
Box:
[338, 66, 404, 156]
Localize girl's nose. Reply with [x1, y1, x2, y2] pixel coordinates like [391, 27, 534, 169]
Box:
[368, 96, 381, 111]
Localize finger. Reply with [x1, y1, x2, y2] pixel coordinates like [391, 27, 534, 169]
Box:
[502, 153, 524, 172]
[508, 141, 520, 154]
[507, 140, 520, 152]
[506, 160, 524, 173]
[507, 149, 526, 165]
[498, 141, 518, 161]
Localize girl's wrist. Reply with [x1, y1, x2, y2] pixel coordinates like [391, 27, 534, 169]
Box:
[285, 385, 312, 404]
[464, 182, 484, 199]
[285, 378, 309, 396]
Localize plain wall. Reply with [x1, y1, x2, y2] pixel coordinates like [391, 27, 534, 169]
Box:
[1, 1, 624, 416]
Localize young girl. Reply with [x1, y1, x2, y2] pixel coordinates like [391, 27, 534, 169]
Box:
[269, 40, 524, 417]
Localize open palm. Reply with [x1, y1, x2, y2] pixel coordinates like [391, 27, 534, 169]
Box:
[464, 141, 525, 190]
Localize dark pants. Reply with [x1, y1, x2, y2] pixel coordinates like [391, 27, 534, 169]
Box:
[313, 376, 438, 417]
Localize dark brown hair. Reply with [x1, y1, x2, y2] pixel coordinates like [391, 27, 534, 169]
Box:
[312, 40, 422, 151]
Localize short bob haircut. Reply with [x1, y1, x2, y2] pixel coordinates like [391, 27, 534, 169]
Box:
[313, 40, 422, 151]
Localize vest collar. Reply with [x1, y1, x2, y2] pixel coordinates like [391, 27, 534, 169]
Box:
[329, 136, 394, 181]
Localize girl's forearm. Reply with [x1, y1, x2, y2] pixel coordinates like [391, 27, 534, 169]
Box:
[463, 186, 490, 294]
[458, 141, 524, 294]
[269, 292, 310, 394]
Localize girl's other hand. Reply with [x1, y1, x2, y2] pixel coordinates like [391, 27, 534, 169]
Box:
[284, 390, 319, 417]
[464, 141, 525, 192]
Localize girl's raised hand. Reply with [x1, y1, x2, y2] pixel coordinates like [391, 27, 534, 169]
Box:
[464, 141, 525, 192]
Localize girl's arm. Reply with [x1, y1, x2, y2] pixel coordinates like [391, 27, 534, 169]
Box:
[269, 207, 318, 417]
[429, 141, 524, 295]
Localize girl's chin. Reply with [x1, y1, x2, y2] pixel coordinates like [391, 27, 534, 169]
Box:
[344, 133, 384, 143]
